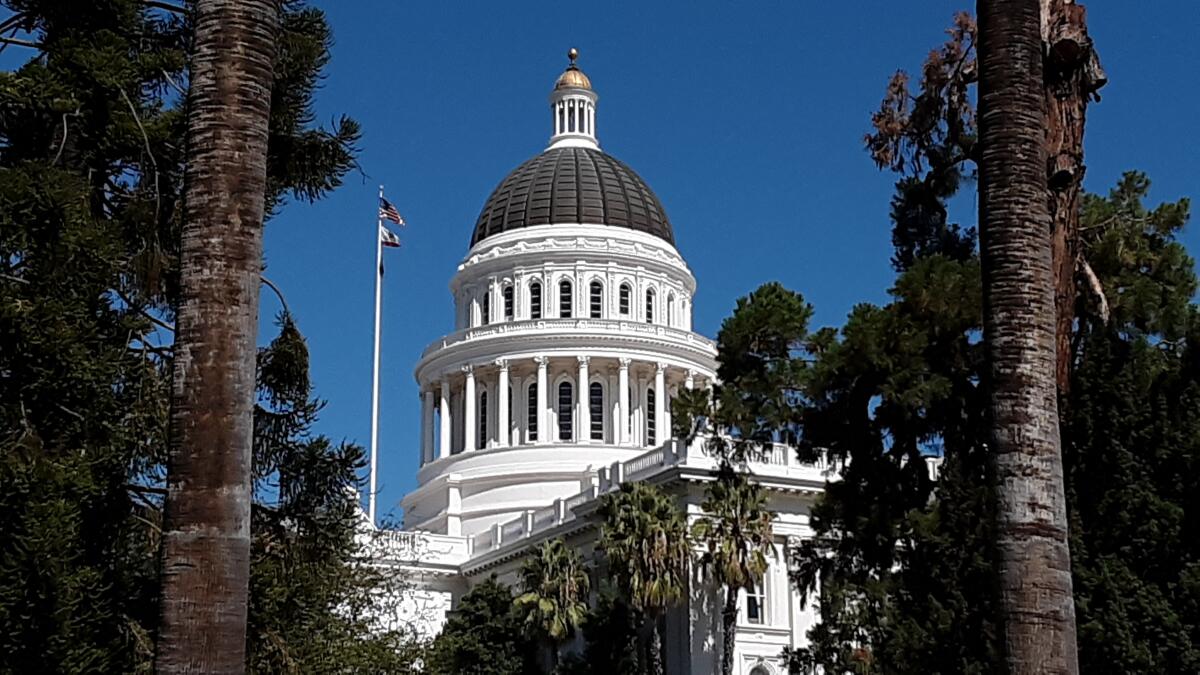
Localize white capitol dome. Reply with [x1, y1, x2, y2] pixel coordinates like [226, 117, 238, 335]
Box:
[401, 49, 719, 538]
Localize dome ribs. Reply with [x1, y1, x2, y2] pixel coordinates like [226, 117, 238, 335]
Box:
[471, 147, 673, 247]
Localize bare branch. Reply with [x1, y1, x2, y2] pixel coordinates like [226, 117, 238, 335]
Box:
[119, 88, 162, 225]
[261, 274, 292, 318]
[116, 287, 176, 333]
[52, 112, 68, 165]
[161, 69, 187, 97]
[1078, 257, 1110, 324]
[0, 35, 40, 50]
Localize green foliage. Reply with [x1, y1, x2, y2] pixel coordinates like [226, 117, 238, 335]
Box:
[0, 1, 393, 672]
[597, 481, 690, 675]
[515, 538, 590, 650]
[426, 577, 540, 675]
[693, 465, 773, 596]
[557, 587, 643, 675]
[597, 482, 691, 616]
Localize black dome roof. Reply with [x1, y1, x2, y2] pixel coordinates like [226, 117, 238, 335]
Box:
[471, 147, 674, 247]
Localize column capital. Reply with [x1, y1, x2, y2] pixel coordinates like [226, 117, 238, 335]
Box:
[494, 358, 509, 372]
[534, 355, 549, 367]
[618, 357, 632, 369]
[577, 355, 591, 366]
[461, 363, 475, 375]
[655, 362, 668, 374]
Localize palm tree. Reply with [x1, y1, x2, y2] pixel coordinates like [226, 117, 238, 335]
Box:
[597, 481, 691, 675]
[514, 538, 591, 671]
[977, 0, 1080, 672]
[157, 1, 279, 672]
[692, 463, 774, 675]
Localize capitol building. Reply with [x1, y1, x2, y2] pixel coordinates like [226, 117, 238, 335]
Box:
[379, 51, 831, 675]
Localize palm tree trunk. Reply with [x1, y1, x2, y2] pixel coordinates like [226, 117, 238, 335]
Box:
[977, 1, 1080, 673]
[156, 1, 279, 672]
[720, 586, 738, 675]
[648, 612, 665, 675]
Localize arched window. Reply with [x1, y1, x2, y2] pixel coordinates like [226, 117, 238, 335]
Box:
[619, 283, 631, 316]
[558, 381, 573, 441]
[667, 293, 676, 327]
[559, 279, 573, 318]
[557, 104, 564, 135]
[646, 388, 656, 445]
[481, 291, 490, 325]
[645, 287, 656, 324]
[568, 100, 576, 132]
[478, 390, 488, 450]
[589, 382, 604, 440]
[503, 285, 514, 321]
[527, 383, 538, 442]
[589, 280, 604, 319]
[529, 281, 542, 320]
[749, 667, 771, 675]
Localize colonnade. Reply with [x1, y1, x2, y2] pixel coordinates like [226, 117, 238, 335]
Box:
[419, 356, 703, 464]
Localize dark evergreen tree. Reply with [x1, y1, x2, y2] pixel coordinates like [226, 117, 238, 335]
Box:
[425, 577, 540, 675]
[0, 1, 408, 672]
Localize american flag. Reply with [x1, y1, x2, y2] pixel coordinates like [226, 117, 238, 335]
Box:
[379, 197, 405, 226]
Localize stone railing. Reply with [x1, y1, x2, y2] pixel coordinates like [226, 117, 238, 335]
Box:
[421, 317, 717, 359]
[469, 437, 834, 559]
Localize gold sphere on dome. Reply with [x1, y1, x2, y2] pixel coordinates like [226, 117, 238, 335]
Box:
[555, 47, 592, 90]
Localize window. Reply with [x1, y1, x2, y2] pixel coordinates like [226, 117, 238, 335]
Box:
[619, 283, 631, 315]
[667, 293, 675, 327]
[568, 100, 576, 132]
[558, 381, 573, 441]
[503, 285, 514, 321]
[645, 287, 656, 324]
[589, 382, 604, 440]
[527, 383, 538, 442]
[557, 104, 564, 135]
[507, 385, 513, 440]
[746, 581, 765, 625]
[530, 281, 542, 320]
[646, 388, 656, 446]
[478, 390, 488, 450]
[559, 280, 573, 318]
[481, 291, 490, 325]
[589, 280, 603, 319]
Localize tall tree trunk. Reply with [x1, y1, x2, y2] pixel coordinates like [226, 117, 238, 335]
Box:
[977, 1, 1080, 673]
[1042, 0, 1107, 399]
[648, 612, 665, 675]
[156, 1, 279, 672]
[720, 586, 738, 675]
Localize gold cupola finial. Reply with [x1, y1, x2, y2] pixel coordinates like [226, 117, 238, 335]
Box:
[555, 47, 592, 91]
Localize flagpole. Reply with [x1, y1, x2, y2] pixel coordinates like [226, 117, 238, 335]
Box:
[368, 185, 384, 525]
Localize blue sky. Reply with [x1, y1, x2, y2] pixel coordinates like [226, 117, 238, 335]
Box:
[255, 0, 1199, 519]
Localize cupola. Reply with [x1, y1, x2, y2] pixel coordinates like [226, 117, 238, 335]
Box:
[548, 48, 598, 150]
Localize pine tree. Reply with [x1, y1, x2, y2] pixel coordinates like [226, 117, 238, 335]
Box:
[426, 577, 540, 675]
[0, 1, 405, 672]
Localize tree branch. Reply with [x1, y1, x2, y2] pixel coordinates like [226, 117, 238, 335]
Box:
[0, 35, 40, 50]
[261, 274, 292, 317]
[52, 112, 69, 165]
[119, 88, 161, 225]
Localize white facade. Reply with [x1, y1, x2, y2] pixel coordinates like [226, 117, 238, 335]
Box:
[381, 51, 827, 674]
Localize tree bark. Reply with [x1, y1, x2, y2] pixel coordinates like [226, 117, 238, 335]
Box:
[977, 1, 1080, 674]
[721, 585, 738, 675]
[1042, 0, 1106, 398]
[156, 1, 279, 673]
[649, 612, 665, 675]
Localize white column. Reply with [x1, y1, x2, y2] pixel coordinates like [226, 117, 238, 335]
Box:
[655, 363, 667, 447]
[421, 388, 434, 463]
[497, 360, 510, 448]
[577, 356, 590, 443]
[463, 365, 476, 452]
[685, 369, 696, 390]
[618, 358, 630, 445]
[535, 356, 549, 444]
[439, 378, 451, 459]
